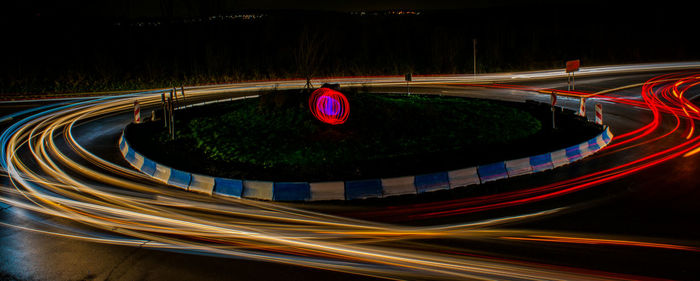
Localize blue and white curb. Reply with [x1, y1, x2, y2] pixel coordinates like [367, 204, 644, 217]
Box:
[120, 127, 613, 202]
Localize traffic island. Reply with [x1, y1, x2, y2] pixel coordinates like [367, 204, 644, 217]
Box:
[121, 88, 611, 201]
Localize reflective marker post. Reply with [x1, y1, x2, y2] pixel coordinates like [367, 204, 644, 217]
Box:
[595, 103, 603, 125]
[133, 100, 141, 124]
[551, 92, 557, 129]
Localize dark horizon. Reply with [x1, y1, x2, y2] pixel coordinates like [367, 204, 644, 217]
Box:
[4, 0, 661, 19]
[3, 0, 699, 96]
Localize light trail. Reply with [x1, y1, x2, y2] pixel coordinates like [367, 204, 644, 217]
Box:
[348, 71, 700, 222]
[1, 64, 700, 280]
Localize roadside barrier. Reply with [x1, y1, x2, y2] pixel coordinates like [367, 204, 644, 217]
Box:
[140, 158, 157, 176]
[121, 126, 613, 202]
[309, 182, 345, 200]
[447, 167, 480, 189]
[478, 162, 508, 183]
[243, 180, 274, 200]
[152, 163, 171, 184]
[579, 142, 593, 158]
[168, 169, 191, 190]
[189, 174, 215, 195]
[505, 157, 533, 177]
[529, 153, 554, 172]
[550, 149, 570, 168]
[381, 176, 417, 197]
[414, 172, 450, 193]
[565, 145, 584, 162]
[345, 179, 382, 200]
[273, 182, 311, 201]
[213, 178, 243, 198]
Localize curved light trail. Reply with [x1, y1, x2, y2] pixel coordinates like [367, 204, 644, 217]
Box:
[309, 87, 350, 125]
[2, 63, 700, 280]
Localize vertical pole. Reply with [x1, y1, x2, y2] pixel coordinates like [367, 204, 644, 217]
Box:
[170, 89, 174, 110]
[405, 73, 411, 95]
[133, 100, 140, 124]
[567, 74, 570, 91]
[169, 96, 175, 140]
[161, 93, 167, 128]
[172, 88, 178, 108]
[551, 92, 556, 129]
[572, 73, 575, 90]
[165, 99, 170, 130]
[473, 38, 477, 78]
[165, 97, 169, 131]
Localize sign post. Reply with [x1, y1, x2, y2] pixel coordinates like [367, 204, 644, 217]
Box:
[169, 90, 175, 140]
[551, 92, 557, 129]
[473, 38, 477, 79]
[133, 100, 141, 124]
[172, 87, 178, 108]
[181, 85, 185, 105]
[566, 59, 580, 91]
[161, 93, 167, 128]
[405, 72, 412, 95]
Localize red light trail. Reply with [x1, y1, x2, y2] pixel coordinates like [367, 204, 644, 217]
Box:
[347, 71, 700, 221]
[309, 88, 350, 125]
[3, 66, 700, 280]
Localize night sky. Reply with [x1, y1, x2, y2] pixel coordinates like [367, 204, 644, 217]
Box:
[6, 0, 631, 19]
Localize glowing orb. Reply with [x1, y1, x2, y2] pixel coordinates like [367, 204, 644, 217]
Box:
[309, 88, 350, 125]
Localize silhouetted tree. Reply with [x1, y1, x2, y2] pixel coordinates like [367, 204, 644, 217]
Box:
[294, 26, 328, 88]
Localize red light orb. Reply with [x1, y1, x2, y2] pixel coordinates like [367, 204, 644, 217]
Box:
[309, 88, 350, 125]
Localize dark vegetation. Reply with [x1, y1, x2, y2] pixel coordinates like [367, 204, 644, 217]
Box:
[126, 89, 601, 181]
[2, 7, 700, 97]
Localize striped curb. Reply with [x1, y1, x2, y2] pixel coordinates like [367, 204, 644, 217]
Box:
[120, 126, 613, 202]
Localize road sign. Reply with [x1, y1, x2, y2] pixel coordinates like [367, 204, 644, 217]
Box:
[595, 103, 603, 125]
[566, 59, 580, 91]
[566, 60, 580, 73]
[578, 97, 586, 117]
[133, 100, 141, 123]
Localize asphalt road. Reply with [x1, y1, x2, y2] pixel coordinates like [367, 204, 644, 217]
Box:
[2, 64, 700, 280]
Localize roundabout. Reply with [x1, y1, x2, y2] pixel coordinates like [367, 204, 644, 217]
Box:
[125, 90, 550, 181]
[120, 87, 610, 201]
[2, 63, 700, 280]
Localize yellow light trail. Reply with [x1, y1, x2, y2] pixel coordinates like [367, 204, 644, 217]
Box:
[2, 65, 700, 280]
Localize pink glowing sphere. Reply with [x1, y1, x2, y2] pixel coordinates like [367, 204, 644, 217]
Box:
[309, 88, 350, 125]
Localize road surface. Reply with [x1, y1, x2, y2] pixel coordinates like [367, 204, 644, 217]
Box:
[2, 63, 700, 280]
